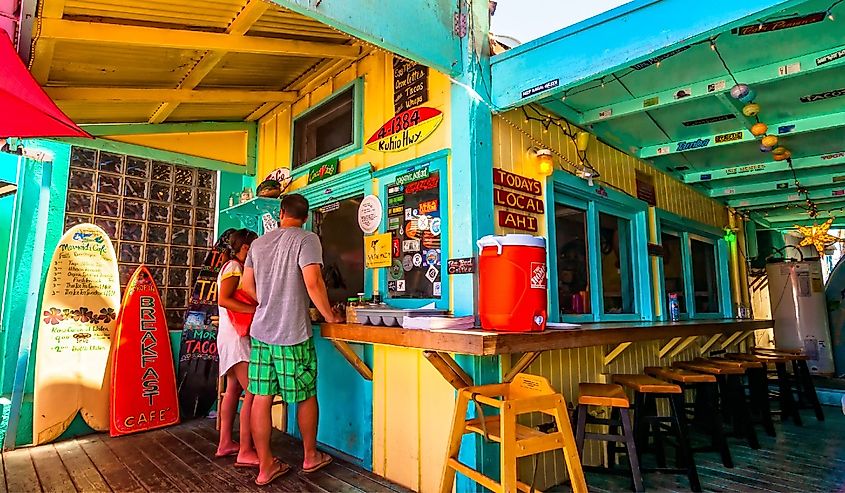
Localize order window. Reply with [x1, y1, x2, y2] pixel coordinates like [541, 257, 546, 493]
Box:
[691, 238, 720, 313]
[599, 212, 634, 314]
[293, 87, 354, 169]
[555, 205, 591, 315]
[661, 231, 687, 313]
[311, 195, 365, 304]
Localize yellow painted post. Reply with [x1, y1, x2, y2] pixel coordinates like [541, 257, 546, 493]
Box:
[728, 211, 742, 311]
[647, 206, 662, 318]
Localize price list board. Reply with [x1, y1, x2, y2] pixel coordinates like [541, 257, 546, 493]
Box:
[33, 224, 121, 444]
[386, 167, 442, 299]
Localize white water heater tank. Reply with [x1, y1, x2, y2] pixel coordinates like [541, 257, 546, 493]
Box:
[766, 259, 835, 375]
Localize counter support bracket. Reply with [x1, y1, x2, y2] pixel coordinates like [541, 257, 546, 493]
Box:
[503, 351, 542, 382]
[423, 351, 474, 389]
[658, 337, 683, 359]
[329, 340, 373, 381]
[667, 336, 699, 359]
[700, 333, 723, 355]
[603, 343, 632, 366]
[720, 331, 746, 350]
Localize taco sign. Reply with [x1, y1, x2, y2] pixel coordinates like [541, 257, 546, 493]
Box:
[366, 107, 443, 152]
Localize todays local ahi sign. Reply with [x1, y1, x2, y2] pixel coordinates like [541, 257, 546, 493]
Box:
[366, 107, 443, 152]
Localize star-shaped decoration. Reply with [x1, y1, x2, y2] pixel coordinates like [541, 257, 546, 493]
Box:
[795, 218, 840, 255]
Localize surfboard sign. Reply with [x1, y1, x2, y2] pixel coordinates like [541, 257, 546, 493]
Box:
[110, 265, 179, 436]
[366, 107, 443, 153]
[33, 224, 120, 444]
[176, 229, 234, 419]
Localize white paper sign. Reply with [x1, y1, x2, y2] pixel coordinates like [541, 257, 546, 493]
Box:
[262, 213, 278, 233]
[358, 195, 383, 234]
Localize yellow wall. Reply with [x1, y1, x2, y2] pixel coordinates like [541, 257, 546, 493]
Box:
[491, 109, 747, 487]
[492, 109, 728, 230]
[256, 52, 454, 493]
[257, 51, 451, 181]
[105, 130, 250, 166]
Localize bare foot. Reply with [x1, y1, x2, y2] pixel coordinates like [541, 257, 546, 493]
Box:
[215, 441, 239, 458]
[235, 448, 259, 467]
[302, 451, 332, 473]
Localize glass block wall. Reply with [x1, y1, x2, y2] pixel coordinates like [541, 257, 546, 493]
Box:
[64, 146, 218, 329]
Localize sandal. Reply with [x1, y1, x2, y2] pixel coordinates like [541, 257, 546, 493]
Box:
[302, 453, 333, 474]
[255, 459, 291, 486]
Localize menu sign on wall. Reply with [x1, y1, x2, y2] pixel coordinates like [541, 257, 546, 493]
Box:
[635, 170, 657, 206]
[33, 224, 120, 444]
[393, 58, 429, 113]
[386, 166, 442, 299]
[493, 168, 544, 233]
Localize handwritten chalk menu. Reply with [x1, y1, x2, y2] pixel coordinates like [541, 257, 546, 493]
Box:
[387, 166, 442, 299]
[176, 229, 231, 419]
[34, 223, 120, 444]
[394, 58, 429, 113]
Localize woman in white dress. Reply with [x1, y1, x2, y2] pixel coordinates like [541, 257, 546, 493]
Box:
[215, 228, 259, 465]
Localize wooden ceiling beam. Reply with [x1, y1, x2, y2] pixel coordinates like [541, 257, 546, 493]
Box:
[149, 0, 272, 123]
[45, 87, 298, 104]
[38, 18, 362, 58]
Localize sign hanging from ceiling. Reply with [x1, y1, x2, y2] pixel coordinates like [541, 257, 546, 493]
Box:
[734, 12, 826, 35]
[682, 114, 736, 127]
[800, 88, 845, 103]
[366, 107, 443, 152]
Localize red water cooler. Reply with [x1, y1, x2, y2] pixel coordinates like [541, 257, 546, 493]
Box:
[477, 234, 548, 332]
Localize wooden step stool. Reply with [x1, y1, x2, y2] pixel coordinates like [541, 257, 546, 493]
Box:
[574, 383, 643, 492]
[440, 373, 587, 493]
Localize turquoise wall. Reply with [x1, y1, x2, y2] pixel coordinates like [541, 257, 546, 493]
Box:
[0, 140, 71, 445]
[0, 142, 251, 446]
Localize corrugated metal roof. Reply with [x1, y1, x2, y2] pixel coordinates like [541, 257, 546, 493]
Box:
[32, 0, 358, 123]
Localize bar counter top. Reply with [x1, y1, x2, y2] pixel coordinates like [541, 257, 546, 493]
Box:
[320, 319, 773, 356]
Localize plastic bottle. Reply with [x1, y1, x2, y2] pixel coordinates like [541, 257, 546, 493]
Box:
[668, 293, 680, 322]
[345, 297, 358, 324]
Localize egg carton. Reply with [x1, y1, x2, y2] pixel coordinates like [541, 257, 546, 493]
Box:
[354, 307, 448, 327]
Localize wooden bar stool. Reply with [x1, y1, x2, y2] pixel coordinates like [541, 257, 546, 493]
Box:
[574, 383, 643, 492]
[673, 359, 760, 450]
[440, 373, 587, 493]
[644, 367, 733, 468]
[612, 374, 702, 493]
[724, 352, 797, 432]
[752, 348, 825, 422]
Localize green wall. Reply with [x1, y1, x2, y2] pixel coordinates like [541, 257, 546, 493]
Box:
[0, 141, 251, 446]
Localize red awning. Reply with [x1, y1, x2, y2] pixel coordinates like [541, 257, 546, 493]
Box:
[1, 29, 90, 138]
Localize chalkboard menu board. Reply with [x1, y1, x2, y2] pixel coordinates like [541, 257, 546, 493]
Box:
[386, 167, 442, 299]
[393, 58, 429, 113]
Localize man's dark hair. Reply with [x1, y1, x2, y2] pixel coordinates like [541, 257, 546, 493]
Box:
[280, 193, 309, 221]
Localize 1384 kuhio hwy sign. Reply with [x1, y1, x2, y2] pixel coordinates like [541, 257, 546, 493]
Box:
[366, 107, 443, 152]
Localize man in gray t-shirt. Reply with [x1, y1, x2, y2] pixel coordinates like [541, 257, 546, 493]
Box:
[241, 193, 341, 486]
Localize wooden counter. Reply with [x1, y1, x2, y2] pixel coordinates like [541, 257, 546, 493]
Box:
[320, 319, 773, 356]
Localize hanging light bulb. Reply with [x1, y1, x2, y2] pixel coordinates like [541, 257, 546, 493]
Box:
[534, 148, 555, 177]
[828, 9, 835, 20]
[656, 61, 662, 68]
[600, 78, 606, 88]
[710, 40, 717, 51]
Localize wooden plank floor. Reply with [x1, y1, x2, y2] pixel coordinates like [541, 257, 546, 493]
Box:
[1, 419, 411, 493]
[553, 407, 845, 492]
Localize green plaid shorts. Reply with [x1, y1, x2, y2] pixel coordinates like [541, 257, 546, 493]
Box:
[248, 337, 317, 403]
